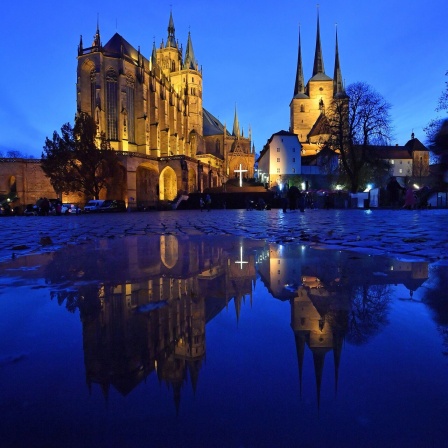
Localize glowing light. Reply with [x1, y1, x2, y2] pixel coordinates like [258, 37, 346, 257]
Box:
[413, 184, 420, 189]
[234, 164, 248, 187]
[235, 246, 248, 270]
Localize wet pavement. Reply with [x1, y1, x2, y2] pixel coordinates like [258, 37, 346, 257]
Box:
[1, 208, 447, 264]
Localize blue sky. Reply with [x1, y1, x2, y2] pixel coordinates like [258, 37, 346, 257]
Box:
[1, 0, 446, 158]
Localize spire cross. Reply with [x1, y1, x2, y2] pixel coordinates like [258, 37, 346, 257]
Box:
[234, 164, 248, 187]
[235, 246, 248, 270]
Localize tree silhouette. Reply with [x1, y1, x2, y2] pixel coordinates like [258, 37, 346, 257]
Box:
[326, 82, 392, 192]
[41, 112, 121, 199]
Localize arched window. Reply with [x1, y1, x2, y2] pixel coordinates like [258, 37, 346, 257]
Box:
[215, 139, 220, 153]
[300, 104, 305, 112]
[126, 74, 135, 143]
[106, 69, 118, 140]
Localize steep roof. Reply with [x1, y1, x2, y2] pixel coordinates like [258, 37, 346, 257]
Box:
[333, 27, 344, 96]
[203, 109, 230, 137]
[308, 113, 330, 138]
[312, 11, 325, 77]
[103, 33, 141, 62]
[183, 32, 198, 70]
[404, 136, 428, 152]
[294, 27, 305, 97]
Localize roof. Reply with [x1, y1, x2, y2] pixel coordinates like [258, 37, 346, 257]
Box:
[302, 147, 338, 166]
[308, 113, 329, 138]
[103, 33, 143, 63]
[309, 73, 333, 82]
[203, 109, 230, 137]
[293, 92, 310, 99]
[404, 137, 428, 152]
[368, 145, 412, 159]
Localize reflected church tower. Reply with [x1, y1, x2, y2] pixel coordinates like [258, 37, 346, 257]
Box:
[291, 281, 346, 408]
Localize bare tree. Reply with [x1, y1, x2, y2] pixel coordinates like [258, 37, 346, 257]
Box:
[425, 71, 448, 189]
[326, 82, 393, 192]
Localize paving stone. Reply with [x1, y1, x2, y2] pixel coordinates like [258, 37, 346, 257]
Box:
[1, 208, 447, 263]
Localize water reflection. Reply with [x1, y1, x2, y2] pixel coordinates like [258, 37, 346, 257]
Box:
[2, 235, 435, 411]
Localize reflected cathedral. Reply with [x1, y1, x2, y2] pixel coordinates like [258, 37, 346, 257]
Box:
[2, 236, 430, 410]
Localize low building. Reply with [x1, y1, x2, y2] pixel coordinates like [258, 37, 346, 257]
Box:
[257, 131, 302, 189]
[371, 134, 430, 183]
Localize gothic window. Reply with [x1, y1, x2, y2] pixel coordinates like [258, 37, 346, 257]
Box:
[300, 104, 304, 112]
[90, 69, 96, 117]
[215, 139, 220, 153]
[171, 61, 175, 71]
[126, 75, 135, 143]
[106, 69, 118, 140]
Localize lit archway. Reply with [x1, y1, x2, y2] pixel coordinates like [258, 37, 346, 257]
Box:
[160, 235, 179, 269]
[159, 166, 177, 200]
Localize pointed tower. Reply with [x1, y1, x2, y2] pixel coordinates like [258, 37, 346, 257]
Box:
[183, 32, 198, 70]
[333, 27, 344, 97]
[232, 105, 240, 138]
[150, 40, 158, 71]
[312, 11, 325, 77]
[293, 26, 306, 97]
[92, 17, 101, 48]
[157, 12, 182, 77]
[166, 11, 177, 48]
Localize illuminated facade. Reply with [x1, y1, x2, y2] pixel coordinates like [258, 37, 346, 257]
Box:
[257, 131, 302, 188]
[76, 13, 255, 204]
[289, 13, 346, 156]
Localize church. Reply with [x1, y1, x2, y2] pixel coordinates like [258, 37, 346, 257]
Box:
[76, 12, 255, 206]
[257, 12, 344, 189]
[289, 14, 346, 156]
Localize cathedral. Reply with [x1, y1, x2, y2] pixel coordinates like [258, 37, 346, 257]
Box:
[76, 12, 255, 206]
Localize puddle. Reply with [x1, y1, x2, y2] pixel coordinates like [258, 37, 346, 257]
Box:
[0, 234, 447, 447]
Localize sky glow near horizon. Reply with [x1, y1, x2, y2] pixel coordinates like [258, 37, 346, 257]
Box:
[1, 0, 446, 158]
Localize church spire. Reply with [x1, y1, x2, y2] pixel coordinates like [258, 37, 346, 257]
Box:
[312, 9, 325, 76]
[232, 105, 240, 138]
[183, 32, 198, 70]
[333, 26, 344, 96]
[294, 25, 305, 96]
[150, 39, 157, 71]
[92, 16, 101, 48]
[166, 11, 177, 48]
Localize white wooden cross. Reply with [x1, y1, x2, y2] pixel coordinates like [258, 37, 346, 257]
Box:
[235, 246, 248, 270]
[234, 163, 248, 187]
